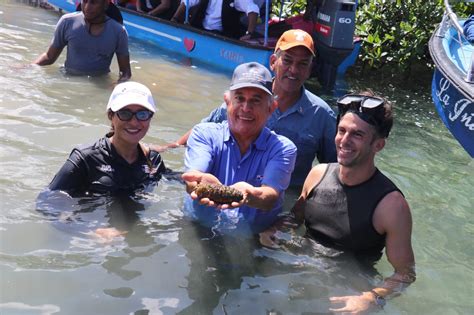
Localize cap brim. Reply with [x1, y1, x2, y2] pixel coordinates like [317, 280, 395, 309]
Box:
[230, 83, 272, 96]
[109, 98, 156, 113]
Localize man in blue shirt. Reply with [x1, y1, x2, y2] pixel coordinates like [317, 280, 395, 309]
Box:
[182, 62, 297, 232]
[163, 30, 336, 187]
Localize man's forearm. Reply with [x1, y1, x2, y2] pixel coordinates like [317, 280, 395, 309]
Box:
[245, 185, 278, 211]
[371, 267, 416, 299]
[34, 52, 54, 66]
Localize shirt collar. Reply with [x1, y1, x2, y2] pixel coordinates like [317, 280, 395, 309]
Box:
[278, 86, 310, 117]
[224, 121, 271, 151]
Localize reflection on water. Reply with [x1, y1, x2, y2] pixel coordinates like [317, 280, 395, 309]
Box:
[1, 2, 473, 315]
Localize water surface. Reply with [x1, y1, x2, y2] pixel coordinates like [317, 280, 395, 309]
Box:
[1, 2, 473, 314]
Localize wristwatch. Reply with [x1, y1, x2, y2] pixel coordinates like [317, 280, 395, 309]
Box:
[370, 290, 386, 308]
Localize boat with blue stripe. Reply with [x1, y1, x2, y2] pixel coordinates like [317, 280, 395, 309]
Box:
[429, 0, 474, 157]
[46, 0, 361, 90]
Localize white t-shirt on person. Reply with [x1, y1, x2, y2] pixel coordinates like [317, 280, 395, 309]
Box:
[183, 0, 259, 31]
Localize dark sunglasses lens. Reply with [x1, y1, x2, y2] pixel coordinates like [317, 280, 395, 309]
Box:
[116, 110, 133, 121]
[135, 111, 153, 121]
[362, 97, 384, 109]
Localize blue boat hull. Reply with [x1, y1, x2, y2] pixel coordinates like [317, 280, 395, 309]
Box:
[429, 18, 474, 157]
[431, 69, 474, 157]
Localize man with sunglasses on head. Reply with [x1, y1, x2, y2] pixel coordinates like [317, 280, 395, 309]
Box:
[34, 0, 132, 83]
[49, 81, 166, 194]
[262, 91, 415, 313]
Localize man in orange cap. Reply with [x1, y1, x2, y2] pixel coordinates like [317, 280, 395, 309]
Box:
[161, 29, 337, 188]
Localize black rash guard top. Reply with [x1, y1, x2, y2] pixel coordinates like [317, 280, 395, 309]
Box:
[49, 136, 166, 194]
[303, 163, 401, 256]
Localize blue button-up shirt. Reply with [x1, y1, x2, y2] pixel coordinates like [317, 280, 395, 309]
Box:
[184, 121, 297, 232]
[202, 87, 337, 186]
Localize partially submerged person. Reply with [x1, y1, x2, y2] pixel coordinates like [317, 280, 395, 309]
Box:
[171, 0, 259, 40]
[163, 29, 336, 187]
[262, 91, 416, 313]
[182, 62, 296, 232]
[49, 81, 166, 195]
[34, 0, 132, 83]
[137, 0, 179, 20]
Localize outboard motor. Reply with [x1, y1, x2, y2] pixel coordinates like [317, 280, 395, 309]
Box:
[311, 0, 357, 91]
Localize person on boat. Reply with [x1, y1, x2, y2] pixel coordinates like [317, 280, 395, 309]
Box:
[137, 0, 179, 20]
[33, 0, 132, 83]
[117, 0, 138, 11]
[159, 29, 337, 188]
[170, 0, 259, 40]
[48, 81, 167, 194]
[463, 15, 474, 44]
[261, 91, 416, 314]
[182, 62, 297, 232]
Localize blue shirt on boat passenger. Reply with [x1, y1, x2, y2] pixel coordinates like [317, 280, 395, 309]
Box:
[201, 87, 337, 187]
[184, 121, 297, 232]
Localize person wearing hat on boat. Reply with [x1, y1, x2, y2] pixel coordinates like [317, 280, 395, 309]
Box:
[261, 91, 416, 314]
[49, 81, 166, 194]
[171, 0, 259, 40]
[33, 0, 132, 83]
[182, 62, 296, 231]
[162, 29, 336, 188]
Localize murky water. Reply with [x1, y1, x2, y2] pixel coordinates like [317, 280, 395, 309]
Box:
[1, 1, 473, 314]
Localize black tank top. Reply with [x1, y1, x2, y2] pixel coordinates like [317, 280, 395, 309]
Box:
[303, 163, 401, 256]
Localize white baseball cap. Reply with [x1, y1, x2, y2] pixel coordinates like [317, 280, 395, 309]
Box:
[106, 81, 157, 113]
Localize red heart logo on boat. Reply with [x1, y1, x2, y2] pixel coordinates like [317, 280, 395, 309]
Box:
[184, 38, 195, 52]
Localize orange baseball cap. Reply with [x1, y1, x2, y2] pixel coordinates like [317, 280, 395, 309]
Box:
[274, 29, 315, 56]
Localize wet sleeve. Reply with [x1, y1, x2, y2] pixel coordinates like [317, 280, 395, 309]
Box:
[151, 151, 167, 175]
[115, 25, 130, 56]
[201, 103, 228, 123]
[184, 124, 214, 172]
[48, 149, 88, 192]
[262, 137, 297, 193]
[51, 15, 68, 49]
[317, 110, 337, 163]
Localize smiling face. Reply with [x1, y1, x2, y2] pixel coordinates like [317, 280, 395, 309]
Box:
[335, 112, 385, 168]
[270, 46, 313, 95]
[226, 87, 276, 143]
[110, 104, 151, 147]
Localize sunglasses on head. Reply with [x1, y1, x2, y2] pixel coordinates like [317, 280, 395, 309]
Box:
[115, 109, 153, 121]
[336, 94, 385, 126]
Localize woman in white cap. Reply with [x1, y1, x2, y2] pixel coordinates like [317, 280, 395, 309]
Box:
[49, 81, 167, 194]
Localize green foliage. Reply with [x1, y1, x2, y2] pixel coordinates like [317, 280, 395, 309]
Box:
[270, 0, 473, 74]
[271, 0, 306, 19]
[356, 0, 473, 72]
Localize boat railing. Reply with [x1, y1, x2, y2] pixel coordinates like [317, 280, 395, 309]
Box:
[443, 0, 473, 83]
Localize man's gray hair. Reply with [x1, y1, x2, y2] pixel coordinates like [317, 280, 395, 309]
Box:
[227, 89, 275, 107]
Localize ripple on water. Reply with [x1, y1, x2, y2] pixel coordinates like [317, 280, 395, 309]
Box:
[0, 302, 60, 315]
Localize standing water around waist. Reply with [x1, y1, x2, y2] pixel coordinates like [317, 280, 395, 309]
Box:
[1, 2, 473, 314]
